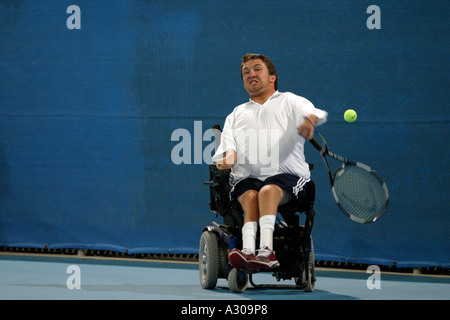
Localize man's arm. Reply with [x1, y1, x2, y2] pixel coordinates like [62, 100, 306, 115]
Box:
[297, 113, 317, 140]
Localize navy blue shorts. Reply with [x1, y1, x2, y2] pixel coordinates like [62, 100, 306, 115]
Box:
[230, 173, 310, 202]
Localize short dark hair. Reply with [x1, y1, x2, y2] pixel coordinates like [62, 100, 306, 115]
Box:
[240, 53, 278, 90]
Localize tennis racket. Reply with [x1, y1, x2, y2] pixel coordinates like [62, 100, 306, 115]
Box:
[306, 118, 389, 223]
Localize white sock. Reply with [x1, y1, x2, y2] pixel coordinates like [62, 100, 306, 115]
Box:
[241, 221, 257, 254]
[259, 215, 276, 250]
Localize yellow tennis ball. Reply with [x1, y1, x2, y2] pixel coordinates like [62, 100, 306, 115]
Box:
[344, 109, 357, 122]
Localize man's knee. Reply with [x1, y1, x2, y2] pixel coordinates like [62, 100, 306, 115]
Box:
[238, 189, 259, 222]
[237, 189, 259, 205]
[259, 184, 283, 200]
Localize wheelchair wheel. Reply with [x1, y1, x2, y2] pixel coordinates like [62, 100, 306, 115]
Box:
[199, 230, 219, 289]
[228, 268, 248, 293]
[295, 236, 315, 292]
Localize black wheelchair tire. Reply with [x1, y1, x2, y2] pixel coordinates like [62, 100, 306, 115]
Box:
[199, 230, 220, 289]
[228, 268, 248, 293]
[295, 236, 315, 292]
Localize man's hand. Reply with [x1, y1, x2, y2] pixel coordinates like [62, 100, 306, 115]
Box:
[297, 114, 317, 140]
[216, 149, 237, 170]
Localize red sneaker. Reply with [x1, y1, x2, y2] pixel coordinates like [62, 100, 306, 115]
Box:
[247, 247, 280, 270]
[228, 248, 259, 273]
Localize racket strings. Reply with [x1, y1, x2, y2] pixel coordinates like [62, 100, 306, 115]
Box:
[333, 165, 388, 223]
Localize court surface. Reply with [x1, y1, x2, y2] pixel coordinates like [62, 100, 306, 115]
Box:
[1, 254, 448, 300]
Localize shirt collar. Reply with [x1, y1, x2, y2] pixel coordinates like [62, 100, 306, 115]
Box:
[248, 91, 281, 105]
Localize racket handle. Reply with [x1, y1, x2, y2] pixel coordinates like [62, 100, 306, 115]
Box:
[309, 138, 324, 152]
[304, 116, 324, 152]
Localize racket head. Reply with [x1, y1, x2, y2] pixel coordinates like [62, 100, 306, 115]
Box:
[331, 162, 389, 224]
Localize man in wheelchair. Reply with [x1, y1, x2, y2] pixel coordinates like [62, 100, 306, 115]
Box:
[212, 53, 328, 274]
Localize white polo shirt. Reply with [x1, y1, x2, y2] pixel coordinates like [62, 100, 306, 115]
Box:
[213, 91, 327, 185]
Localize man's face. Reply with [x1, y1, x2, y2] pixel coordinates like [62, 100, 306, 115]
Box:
[241, 59, 276, 98]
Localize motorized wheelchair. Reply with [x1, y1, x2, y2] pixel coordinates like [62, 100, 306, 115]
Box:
[199, 145, 317, 293]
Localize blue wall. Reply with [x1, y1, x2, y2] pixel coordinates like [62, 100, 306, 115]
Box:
[0, 0, 448, 267]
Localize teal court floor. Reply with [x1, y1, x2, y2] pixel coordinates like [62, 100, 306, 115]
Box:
[1, 254, 448, 300]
